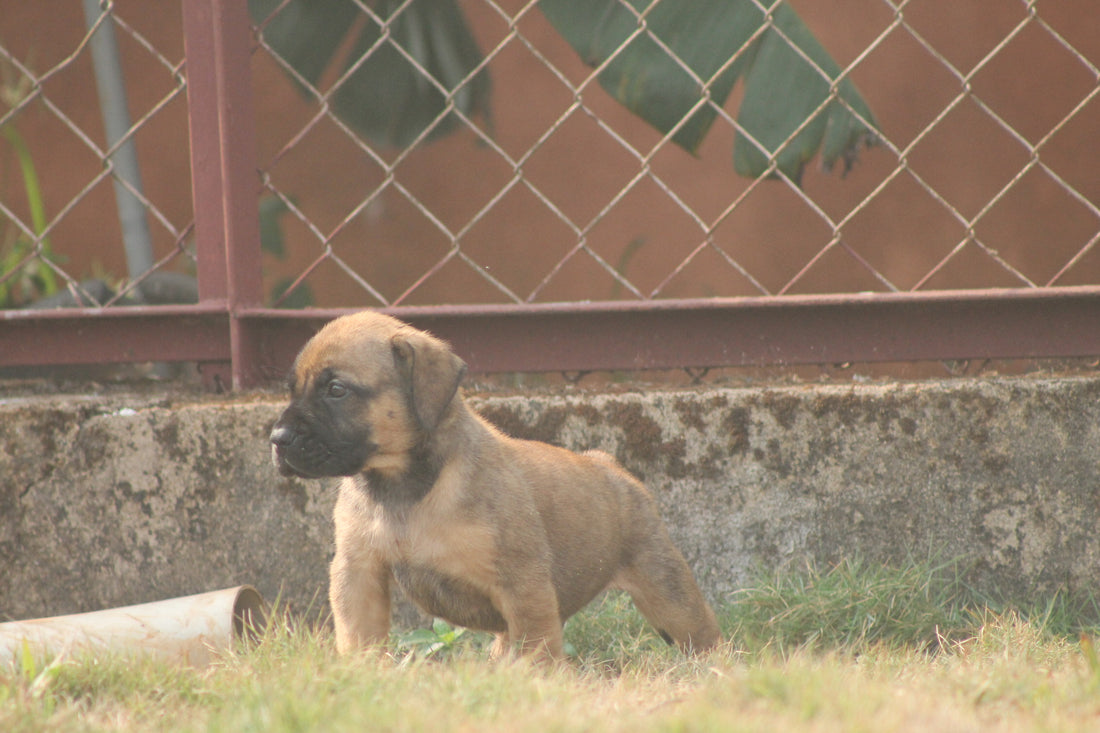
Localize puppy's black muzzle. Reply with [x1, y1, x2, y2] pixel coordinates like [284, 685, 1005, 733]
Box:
[270, 419, 315, 478]
[270, 407, 375, 479]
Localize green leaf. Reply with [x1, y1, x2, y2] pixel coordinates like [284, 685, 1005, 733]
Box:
[732, 4, 877, 183]
[539, 0, 763, 153]
[539, 0, 877, 182]
[249, 0, 359, 90]
[251, 0, 491, 149]
[258, 195, 290, 257]
[252, 0, 874, 181]
[398, 628, 443, 648]
[270, 277, 313, 309]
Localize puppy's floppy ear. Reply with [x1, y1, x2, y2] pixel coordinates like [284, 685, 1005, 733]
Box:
[391, 328, 468, 431]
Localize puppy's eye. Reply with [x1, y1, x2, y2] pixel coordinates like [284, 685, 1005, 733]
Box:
[326, 381, 348, 399]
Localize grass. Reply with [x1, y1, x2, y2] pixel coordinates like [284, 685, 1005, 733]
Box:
[5, 556, 1100, 731]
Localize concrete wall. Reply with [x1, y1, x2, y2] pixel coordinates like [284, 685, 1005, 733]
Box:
[3, 377, 1099, 622]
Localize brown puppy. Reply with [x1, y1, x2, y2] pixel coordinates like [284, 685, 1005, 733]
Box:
[270, 312, 721, 659]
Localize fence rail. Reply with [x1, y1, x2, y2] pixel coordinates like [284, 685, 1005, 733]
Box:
[1, 0, 1098, 389]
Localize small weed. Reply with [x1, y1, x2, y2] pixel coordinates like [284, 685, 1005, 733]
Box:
[0, 56, 60, 308]
[396, 618, 477, 660]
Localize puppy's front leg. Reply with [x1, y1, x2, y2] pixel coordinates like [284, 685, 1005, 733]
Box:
[329, 548, 392, 654]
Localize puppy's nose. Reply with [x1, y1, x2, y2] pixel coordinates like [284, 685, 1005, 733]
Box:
[270, 425, 296, 447]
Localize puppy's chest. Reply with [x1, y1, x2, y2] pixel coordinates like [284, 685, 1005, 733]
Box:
[370, 510, 505, 632]
[368, 507, 498, 584]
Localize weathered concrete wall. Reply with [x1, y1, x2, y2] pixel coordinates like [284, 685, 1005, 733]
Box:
[3, 377, 1100, 622]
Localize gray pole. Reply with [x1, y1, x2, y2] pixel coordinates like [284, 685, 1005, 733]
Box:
[81, 0, 154, 280]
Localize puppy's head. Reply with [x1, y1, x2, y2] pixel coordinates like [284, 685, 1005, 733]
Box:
[270, 312, 467, 479]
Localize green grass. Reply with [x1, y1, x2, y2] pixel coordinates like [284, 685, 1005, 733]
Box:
[5, 557, 1100, 731]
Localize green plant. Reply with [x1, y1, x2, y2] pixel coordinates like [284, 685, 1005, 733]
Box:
[251, 0, 877, 184]
[259, 194, 314, 308]
[541, 0, 877, 182]
[395, 618, 476, 660]
[0, 56, 60, 308]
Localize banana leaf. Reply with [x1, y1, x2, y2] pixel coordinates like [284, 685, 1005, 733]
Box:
[250, 0, 874, 181]
[539, 0, 877, 183]
[249, 0, 491, 148]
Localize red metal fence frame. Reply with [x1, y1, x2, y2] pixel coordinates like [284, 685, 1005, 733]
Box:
[2, 0, 1099, 389]
[6, 287, 1100, 388]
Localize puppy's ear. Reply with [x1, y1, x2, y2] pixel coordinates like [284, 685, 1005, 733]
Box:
[391, 329, 468, 431]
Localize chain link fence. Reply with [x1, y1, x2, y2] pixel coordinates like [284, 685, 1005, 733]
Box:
[0, 0, 1097, 385]
[249, 0, 1099, 309]
[0, 0, 193, 310]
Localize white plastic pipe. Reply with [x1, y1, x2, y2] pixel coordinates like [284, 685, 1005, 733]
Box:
[0, 586, 266, 668]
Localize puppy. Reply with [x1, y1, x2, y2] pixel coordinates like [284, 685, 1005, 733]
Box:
[270, 312, 721, 659]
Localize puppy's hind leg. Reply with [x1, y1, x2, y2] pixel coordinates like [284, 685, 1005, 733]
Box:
[489, 631, 511, 660]
[614, 532, 721, 654]
[491, 581, 565, 662]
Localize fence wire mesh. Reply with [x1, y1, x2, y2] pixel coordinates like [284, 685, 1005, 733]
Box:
[0, 0, 1098, 384]
[249, 0, 1099, 311]
[0, 0, 192, 310]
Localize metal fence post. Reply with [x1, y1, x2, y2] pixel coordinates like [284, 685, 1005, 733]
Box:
[183, 0, 264, 389]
